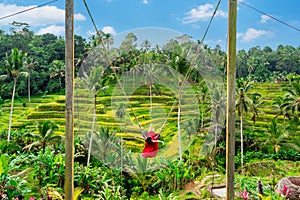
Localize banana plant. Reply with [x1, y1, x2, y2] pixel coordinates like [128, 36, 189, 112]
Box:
[47, 187, 84, 200]
[153, 159, 193, 193]
[97, 180, 126, 200]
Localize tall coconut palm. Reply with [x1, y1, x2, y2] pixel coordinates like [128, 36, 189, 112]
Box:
[2, 48, 28, 142]
[177, 81, 183, 161]
[129, 64, 143, 88]
[272, 96, 291, 124]
[141, 39, 151, 53]
[93, 126, 118, 163]
[199, 81, 209, 131]
[82, 66, 108, 166]
[249, 93, 263, 131]
[142, 64, 159, 131]
[24, 120, 62, 153]
[25, 57, 38, 103]
[236, 79, 253, 174]
[208, 83, 226, 155]
[205, 83, 226, 158]
[116, 103, 126, 120]
[281, 81, 300, 117]
[184, 119, 197, 165]
[49, 60, 65, 89]
[263, 119, 299, 153]
[116, 103, 126, 172]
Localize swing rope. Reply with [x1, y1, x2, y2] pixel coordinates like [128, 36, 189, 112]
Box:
[83, 0, 147, 136]
[155, 0, 222, 136]
[82, 0, 222, 138]
[111, 68, 146, 136]
[179, 0, 222, 96]
[110, 2, 222, 135]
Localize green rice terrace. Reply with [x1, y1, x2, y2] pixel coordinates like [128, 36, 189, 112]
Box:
[0, 81, 299, 199]
[1, 82, 299, 146]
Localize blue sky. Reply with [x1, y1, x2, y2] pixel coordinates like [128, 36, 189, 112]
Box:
[1, 0, 300, 50]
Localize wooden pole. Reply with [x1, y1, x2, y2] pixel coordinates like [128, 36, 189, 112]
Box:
[65, 0, 74, 199]
[226, 0, 237, 199]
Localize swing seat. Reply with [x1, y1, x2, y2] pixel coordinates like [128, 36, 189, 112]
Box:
[142, 131, 160, 158]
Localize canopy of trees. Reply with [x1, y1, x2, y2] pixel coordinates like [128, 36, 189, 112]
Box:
[1, 26, 300, 102]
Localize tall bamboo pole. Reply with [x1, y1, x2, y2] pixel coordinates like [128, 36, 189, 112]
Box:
[226, 0, 237, 199]
[65, 0, 74, 198]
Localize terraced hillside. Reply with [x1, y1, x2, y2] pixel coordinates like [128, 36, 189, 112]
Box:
[0, 95, 66, 134]
[243, 83, 292, 132]
[0, 82, 299, 152]
[0, 83, 199, 154]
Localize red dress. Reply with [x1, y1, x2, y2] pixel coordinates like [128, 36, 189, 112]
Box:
[142, 131, 160, 158]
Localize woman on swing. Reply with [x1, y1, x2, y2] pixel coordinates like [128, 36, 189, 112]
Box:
[135, 128, 164, 158]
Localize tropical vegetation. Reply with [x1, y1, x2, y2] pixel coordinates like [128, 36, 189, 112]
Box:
[0, 26, 299, 199]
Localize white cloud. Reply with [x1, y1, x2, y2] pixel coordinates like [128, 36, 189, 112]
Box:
[102, 26, 116, 35]
[37, 25, 64, 35]
[237, 32, 244, 39]
[0, 3, 86, 27]
[143, 0, 149, 4]
[240, 28, 271, 42]
[86, 30, 96, 36]
[75, 13, 86, 21]
[260, 15, 271, 23]
[86, 26, 116, 37]
[183, 3, 227, 24]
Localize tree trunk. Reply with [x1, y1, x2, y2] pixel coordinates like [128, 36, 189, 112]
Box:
[7, 78, 17, 142]
[59, 76, 62, 89]
[201, 96, 204, 130]
[28, 68, 31, 103]
[87, 92, 96, 166]
[178, 90, 182, 161]
[226, 0, 237, 199]
[215, 123, 218, 149]
[65, 0, 75, 197]
[240, 114, 244, 175]
[149, 83, 152, 130]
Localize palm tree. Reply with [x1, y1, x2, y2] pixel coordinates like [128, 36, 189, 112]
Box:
[25, 57, 38, 103]
[102, 33, 114, 49]
[115, 103, 126, 173]
[142, 64, 160, 131]
[81, 66, 108, 166]
[24, 120, 62, 153]
[92, 126, 118, 163]
[184, 119, 197, 164]
[177, 81, 183, 161]
[272, 96, 291, 124]
[207, 83, 226, 156]
[249, 93, 263, 130]
[212, 85, 226, 133]
[116, 103, 126, 120]
[2, 48, 27, 142]
[236, 79, 253, 174]
[129, 64, 143, 88]
[49, 60, 65, 89]
[281, 81, 300, 117]
[199, 81, 209, 131]
[140, 39, 151, 52]
[263, 119, 299, 153]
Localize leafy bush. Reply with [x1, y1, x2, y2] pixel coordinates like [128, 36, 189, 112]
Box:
[244, 149, 300, 163]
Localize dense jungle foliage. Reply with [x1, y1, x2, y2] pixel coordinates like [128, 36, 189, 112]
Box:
[0, 26, 299, 199]
[1, 27, 300, 101]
